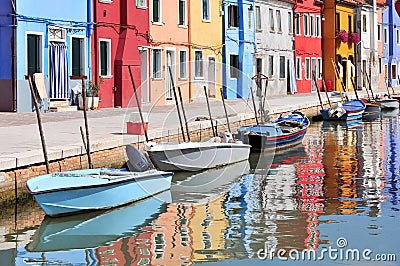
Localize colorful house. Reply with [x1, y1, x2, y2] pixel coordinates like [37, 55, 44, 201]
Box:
[377, 0, 387, 89]
[323, 0, 357, 92]
[189, 0, 224, 100]
[148, 0, 190, 106]
[254, 0, 296, 96]
[0, 0, 92, 112]
[222, 0, 256, 99]
[93, 0, 149, 108]
[293, 0, 324, 93]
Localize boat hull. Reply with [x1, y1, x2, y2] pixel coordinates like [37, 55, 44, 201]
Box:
[146, 142, 251, 171]
[320, 100, 366, 121]
[26, 168, 173, 217]
[375, 99, 399, 109]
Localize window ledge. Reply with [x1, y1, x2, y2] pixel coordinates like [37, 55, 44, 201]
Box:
[194, 76, 204, 80]
[136, 6, 148, 9]
[152, 22, 163, 26]
[202, 19, 212, 23]
[178, 25, 188, 29]
[152, 77, 163, 81]
[179, 77, 189, 81]
[99, 0, 113, 3]
[100, 75, 113, 79]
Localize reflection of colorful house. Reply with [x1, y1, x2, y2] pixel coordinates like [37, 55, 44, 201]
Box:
[0, 0, 92, 112]
[323, 0, 357, 92]
[377, 0, 387, 89]
[383, 0, 400, 86]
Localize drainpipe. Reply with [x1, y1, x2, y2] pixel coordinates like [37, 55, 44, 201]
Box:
[238, 0, 244, 98]
[11, 0, 16, 111]
[87, 0, 93, 81]
[188, 0, 192, 101]
[222, 2, 227, 98]
[388, 0, 393, 84]
[93, 0, 98, 86]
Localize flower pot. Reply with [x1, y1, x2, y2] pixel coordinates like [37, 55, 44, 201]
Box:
[91, 97, 99, 110]
[78, 96, 93, 110]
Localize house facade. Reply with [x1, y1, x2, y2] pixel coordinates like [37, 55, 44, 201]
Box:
[93, 0, 149, 108]
[0, 0, 91, 112]
[223, 0, 256, 99]
[189, 0, 223, 100]
[294, 0, 323, 93]
[377, 0, 386, 89]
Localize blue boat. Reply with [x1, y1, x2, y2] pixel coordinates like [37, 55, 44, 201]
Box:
[320, 100, 366, 121]
[238, 111, 310, 152]
[26, 168, 173, 217]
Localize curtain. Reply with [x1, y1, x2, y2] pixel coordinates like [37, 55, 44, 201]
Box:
[50, 42, 70, 99]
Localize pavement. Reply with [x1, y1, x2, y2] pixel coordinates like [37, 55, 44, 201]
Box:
[0, 91, 371, 171]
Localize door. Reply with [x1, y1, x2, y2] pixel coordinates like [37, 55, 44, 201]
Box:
[165, 50, 175, 101]
[140, 49, 149, 103]
[208, 57, 216, 97]
[311, 58, 317, 91]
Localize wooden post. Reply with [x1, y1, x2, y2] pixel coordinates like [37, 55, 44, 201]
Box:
[204, 86, 216, 137]
[27, 75, 50, 174]
[250, 87, 259, 125]
[79, 126, 87, 153]
[362, 72, 371, 101]
[220, 88, 231, 132]
[128, 65, 149, 142]
[364, 70, 375, 99]
[178, 87, 191, 142]
[350, 77, 360, 100]
[169, 67, 186, 142]
[331, 58, 348, 102]
[81, 78, 93, 169]
[322, 79, 332, 107]
[312, 73, 324, 109]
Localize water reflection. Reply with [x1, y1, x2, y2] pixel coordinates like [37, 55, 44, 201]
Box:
[1, 112, 399, 265]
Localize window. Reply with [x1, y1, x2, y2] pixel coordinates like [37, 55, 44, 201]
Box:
[392, 64, 397, 80]
[310, 15, 315, 37]
[335, 13, 340, 32]
[71, 37, 85, 76]
[378, 24, 382, 41]
[248, 8, 252, 30]
[153, 0, 161, 23]
[178, 0, 186, 26]
[362, 14, 367, 33]
[152, 48, 162, 78]
[269, 9, 274, 31]
[397, 29, 400, 45]
[194, 50, 203, 78]
[304, 14, 309, 36]
[27, 34, 42, 75]
[311, 58, 317, 81]
[99, 39, 111, 76]
[295, 13, 300, 35]
[379, 58, 382, 74]
[318, 58, 322, 79]
[202, 0, 210, 21]
[316, 16, 321, 37]
[288, 12, 292, 34]
[255, 6, 261, 31]
[179, 50, 187, 79]
[268, 55, 274, 78]
[279, 56, 285, 78]
[296, 57, 302, 80]
[276, 10, 282, 32]
[230, 54, 239, 78]
[228, 5, 239, 28]
[305, 57, 310, 80]
[384, 27, 388, 43]
[136, 0, 146, 8]
[348, 15, 352, 33]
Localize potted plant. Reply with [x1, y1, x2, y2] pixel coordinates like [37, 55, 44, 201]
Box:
[336, 30, 349, 43]
[78, 77, 103, 110]
[349, 32, 360, 44]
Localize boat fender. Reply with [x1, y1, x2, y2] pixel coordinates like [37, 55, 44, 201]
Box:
[208, 137, 222, 143]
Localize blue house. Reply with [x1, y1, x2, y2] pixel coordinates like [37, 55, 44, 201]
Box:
[383, 0, 400, 87]
[222, 0, 256, 99]
[0, 0, 92, 112]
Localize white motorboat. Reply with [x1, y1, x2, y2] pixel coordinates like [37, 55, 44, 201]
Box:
[145, 132, 251, 171]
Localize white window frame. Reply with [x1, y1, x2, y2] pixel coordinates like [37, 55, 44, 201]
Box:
[296, 57, 302, 80]
[229, 53, 239, 79]
[305, 57, 311, 80]
[269, 8, 275, 32]
[99, 38, 112, 77]
[202, 0, 211, 22]
[255, 6, 262, 31]
[288, 11, 293, 34]
[377, 24, 382, 41]
[194, 49, 204, 79]
[279, 55, 286, 79]
[304, 14, 309, 36]
[178, 0, 186, 26]
[316, 15, 321, 37]
[268, 55, 274, 78]
[295, 13, 301, 36]
[152, 0, 162, 24]
[179, 49, 188, 79]
[136, 0, 147, 8]
[276, 10, 282, 33]
[311, 57, 317, 81]
[99, 0, 113, 4]
[152, 48, 162, 79]
[70, 35, 86, 77]
[384, 27, 388, 44]
[26, 31, 44, 75]
[310, 15, 315, 37]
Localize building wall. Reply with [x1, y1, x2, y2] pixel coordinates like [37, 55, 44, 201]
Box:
[0, 1, 13, 111]
[189, 0, 223, 100]
[255, 0, 294, 96]
[223, 0, 255, 99]
[149, 0, 189, 106]
[377, 3, 385, 89]
[294, 0, 323, 94]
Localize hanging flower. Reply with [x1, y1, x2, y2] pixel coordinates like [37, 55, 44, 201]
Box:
[349, 32, 360, 44]
[337, 30, 348, 43]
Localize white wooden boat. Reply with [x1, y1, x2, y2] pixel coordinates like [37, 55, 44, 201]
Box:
[26, 168, 173, 217]
[375, 98, 399, 109]
[145, 132, 251, 171]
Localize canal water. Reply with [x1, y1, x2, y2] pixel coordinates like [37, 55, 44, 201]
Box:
[0, 110, 399, 265]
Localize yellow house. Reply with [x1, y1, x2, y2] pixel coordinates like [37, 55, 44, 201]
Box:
[323, 0, 357, 92]
[189, 0, 223, 100]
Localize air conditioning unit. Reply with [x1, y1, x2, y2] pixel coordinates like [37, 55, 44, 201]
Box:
[48, 26, 66, 42]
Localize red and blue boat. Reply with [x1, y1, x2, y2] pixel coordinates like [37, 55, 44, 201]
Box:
[237, 111, 310, 152]
[320, 100, 366, 121]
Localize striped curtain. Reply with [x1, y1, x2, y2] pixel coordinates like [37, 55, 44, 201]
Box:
[50, 42, 70, 98]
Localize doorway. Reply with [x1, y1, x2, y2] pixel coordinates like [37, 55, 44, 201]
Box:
[140, 49, 149, 103]
[208, 57, 216, 97]
[165, 50, 175, 101]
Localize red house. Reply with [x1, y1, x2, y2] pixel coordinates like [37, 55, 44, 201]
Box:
[294, 0, 324, 93]
[93, 0, 150, 108]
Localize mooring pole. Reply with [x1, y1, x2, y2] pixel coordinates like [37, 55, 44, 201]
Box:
[322, 79, 332, 107]
[81, 78, 93, 169]
[169, 67, 186, 142]
[178, 87, 191, 142]
[204, 86, 216, 137]
[313, 73, 324, 109]
[250, 87, 259, 125]
[220, 88, 231, 132]
[128, 65, 149, 142]
[27, 75, 50, 173]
